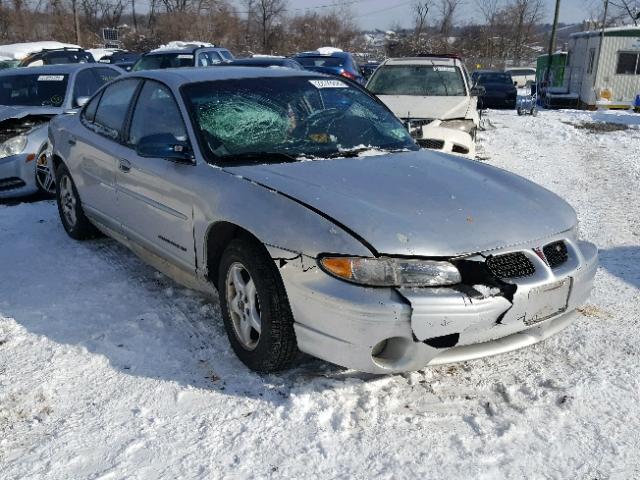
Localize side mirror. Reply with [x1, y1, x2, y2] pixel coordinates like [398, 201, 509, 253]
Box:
[514, 81, 518, 86]
[75, 96, 90, 107]
[470, 86, 485, 96]
[136, 133, 194, 163]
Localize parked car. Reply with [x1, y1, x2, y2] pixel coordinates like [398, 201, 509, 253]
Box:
[48, 67, 597, 374]
[472, 70, 518, 109]
[224, 57, 304, 70]
[18, 48, 95, 67]
[367, 55, 481, 158]
[97, 50, 142, 71]
[0, 63, 122, 198]
[293, 50, 365, 84]
[505, 67, 536, 87]
[132, 46, 234, 71]
[360, 61, 380, 80]
[0, 58, 20, 70]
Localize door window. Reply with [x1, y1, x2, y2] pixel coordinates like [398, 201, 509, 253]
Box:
[128, 80, 187, 147]
[93, 78, 140, 140]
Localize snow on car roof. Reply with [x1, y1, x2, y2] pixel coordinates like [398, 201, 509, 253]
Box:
[0, 41, 82, 60]
[152, 41, 216, 52]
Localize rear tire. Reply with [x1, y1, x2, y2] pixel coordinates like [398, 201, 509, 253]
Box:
[218, 237, 298, 372]
[55, 163, 100, 240]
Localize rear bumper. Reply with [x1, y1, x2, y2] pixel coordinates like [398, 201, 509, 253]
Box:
[480, 96, 517, 109]
[0, 153, 37, 198]
[275, 237, 598, 374]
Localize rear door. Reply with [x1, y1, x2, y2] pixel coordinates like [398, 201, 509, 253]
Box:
[115, 79, 196, 270]
[72, 78, 140, 228]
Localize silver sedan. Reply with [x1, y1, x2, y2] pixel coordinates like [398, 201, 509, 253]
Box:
[47, 68, 597, 373]
[0, 64, 121, 198]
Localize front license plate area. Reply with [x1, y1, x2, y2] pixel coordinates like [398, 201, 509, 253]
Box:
[523, 278, 572, 326]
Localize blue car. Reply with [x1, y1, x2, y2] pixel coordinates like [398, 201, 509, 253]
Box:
[293, 51, 365, 84]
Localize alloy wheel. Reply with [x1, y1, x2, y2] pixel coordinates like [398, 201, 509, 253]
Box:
[35, 151, 56, 194]
[225, 262, 262, 350]
[59, 175, 77, 227]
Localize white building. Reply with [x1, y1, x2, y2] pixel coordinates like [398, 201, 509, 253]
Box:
[564, 26, 640, 108]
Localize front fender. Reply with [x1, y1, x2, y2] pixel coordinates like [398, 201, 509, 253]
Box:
[192, 165, 373, 269]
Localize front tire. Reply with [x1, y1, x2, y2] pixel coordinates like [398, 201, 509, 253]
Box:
[55, 163, 100, 240]
[218, 237, 298, 372]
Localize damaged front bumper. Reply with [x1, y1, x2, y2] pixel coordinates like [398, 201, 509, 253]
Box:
[271, 235, 598, 374]
[0, 152, 38, 198]
[408, 121, 476, 158]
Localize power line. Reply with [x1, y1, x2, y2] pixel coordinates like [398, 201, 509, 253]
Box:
[355, 0, 414, 18]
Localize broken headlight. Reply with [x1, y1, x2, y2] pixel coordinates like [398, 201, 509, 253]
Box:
[0, 135, 27, 159]
[319, 256, 461, 287]
[439, 119, 476, 133]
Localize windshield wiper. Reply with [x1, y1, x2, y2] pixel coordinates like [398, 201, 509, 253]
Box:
[218, 151, 302, 165]
[324, 146, 395, 158]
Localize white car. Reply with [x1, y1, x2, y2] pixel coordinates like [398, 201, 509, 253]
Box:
[366, 56, 481, 158]
[505, 67, 536, 87]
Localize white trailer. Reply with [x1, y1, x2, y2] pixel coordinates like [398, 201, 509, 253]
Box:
[564, 26, 640, 109]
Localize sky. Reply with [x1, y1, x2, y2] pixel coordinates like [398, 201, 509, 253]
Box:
[284, 0, 600, 31]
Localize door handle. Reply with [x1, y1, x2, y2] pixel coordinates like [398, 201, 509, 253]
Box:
[68, 136, 76, 145]
[118, 159, 132, 173]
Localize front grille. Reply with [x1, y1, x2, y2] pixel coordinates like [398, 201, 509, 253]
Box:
[543, 241, 569, 268]
[486, 252, 536, 279]
[417, 138, 445, 150]
[0, 177, 26, 191]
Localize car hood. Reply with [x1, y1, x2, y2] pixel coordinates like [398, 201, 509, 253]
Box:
[224, 151, 577, 257]
[0, 105, 61, 122]
[376, 95, 472, 120]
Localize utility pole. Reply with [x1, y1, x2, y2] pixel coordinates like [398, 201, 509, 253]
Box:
[592, 0, 609, 90]
[132, 0, 138, 31]
[72, 0, 81, 45]
[544, 0, 561, 85]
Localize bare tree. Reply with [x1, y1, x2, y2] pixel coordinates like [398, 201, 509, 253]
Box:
[413, 0, 432, 40]
[438, 0, 462, 38]
[253, 0, 287, 52]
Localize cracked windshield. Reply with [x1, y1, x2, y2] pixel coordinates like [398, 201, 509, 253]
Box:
[182, 76, 417, 163]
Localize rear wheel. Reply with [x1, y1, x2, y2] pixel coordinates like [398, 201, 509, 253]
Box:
[55, 163, 100, 240]
[218, 237, 298, 372]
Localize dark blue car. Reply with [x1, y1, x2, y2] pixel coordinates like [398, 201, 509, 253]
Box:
[293, 51, 365, 84]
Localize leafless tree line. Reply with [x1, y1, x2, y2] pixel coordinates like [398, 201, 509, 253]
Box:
[0, 0, 361, 55]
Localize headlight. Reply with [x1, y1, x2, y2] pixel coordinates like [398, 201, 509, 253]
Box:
[440, 119, 476, 133]
[319, 256, 461, 287]
[0, 135, 28, 159]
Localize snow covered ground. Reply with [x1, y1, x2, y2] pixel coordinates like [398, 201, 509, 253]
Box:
[1, 108, 639, 479]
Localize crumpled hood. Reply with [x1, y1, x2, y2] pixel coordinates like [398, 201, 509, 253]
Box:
[377, 95, 472, 120]
[225, 151, 577, 257]
[0, 105, 61, 123]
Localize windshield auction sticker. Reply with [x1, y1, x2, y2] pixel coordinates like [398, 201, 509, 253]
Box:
[38, 75, 65, 81]
[309, 79, 348, 89]
[433, 66, 455, 72]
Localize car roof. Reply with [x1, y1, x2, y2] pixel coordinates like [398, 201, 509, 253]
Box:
[295, 51, 350, 58]
[124, 66, 324, 87]
[229, 58, 294, 65]
[0, 63, 110, 76]
[145, 47, 229, 56]
[382, 57, 460, 66]
[474, 70, 509, 74]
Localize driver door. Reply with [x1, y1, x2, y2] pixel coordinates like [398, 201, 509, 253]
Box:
[115, 80, 196, 270]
